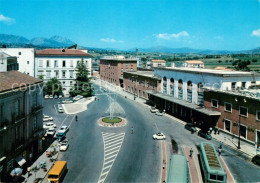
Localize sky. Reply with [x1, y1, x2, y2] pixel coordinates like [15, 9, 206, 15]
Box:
[0, 0, 259, 51]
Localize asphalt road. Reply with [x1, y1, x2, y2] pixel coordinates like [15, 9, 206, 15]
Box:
[42, 84, 260, 183]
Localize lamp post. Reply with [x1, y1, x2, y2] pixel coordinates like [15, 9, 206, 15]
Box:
[235, 97, 246, 149]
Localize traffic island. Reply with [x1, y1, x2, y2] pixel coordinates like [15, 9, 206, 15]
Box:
[98, 117, 127, 127]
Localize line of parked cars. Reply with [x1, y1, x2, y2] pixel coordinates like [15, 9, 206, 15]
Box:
[45, 95, 63, 99]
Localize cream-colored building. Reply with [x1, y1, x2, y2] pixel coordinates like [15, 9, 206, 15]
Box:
[151, 60, 166, 67]
[183, 60, 204, 68]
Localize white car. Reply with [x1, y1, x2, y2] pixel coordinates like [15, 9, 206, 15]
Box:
[150, 107, 158, 113]
[44, 95, 49, 99]
[59, 95, 63, 99]
[58, 107, 64, 113]
[49, 95, 53, 99]
[58, 126, 69, 134]
[153, 132, 166, 140]
[43, 115, 53, 122]
[43, 122, 57, 129]
[62, 99, 73, 104]
[46, 128, 56, 136]
[155, 111, 164, 116]
[59, 140, 69, 151]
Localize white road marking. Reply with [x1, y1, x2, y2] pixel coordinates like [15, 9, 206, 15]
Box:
[97, 132, 125, 183]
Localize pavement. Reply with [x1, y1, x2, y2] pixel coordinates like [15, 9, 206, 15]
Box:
[93, 79, 258, 159]
[23, 141, 60, 183]
[62, 97, 95, 114]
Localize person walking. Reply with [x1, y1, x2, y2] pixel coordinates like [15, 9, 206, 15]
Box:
[209, 127, 213, 134]
[190, 148, 193, 158]
[75, 115, 78, 121]
[131, 126, 134, 134]
[218, 148, 222, 156]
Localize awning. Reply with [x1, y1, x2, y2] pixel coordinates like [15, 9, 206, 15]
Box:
[15, 155, 26, 166]
[147, 91, 221, 116]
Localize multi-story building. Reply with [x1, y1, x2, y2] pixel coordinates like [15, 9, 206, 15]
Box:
[123, 71, 161, 99]
[151, 60, 166, 68]
[0, 52, 19, 72]
[204, 88, 260, 146]
[182, 60, 204, 68]
[0, 48, 35, 76]
[35, 49, 92, 97]
[100, 55, 137, 86]
[0, 71, 43, 181]
[147, 67, 260, 129]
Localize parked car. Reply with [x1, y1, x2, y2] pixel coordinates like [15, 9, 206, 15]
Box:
[58, 126, 69, 134]
[54, 95, 58, 99]
[153, 132, 166, 140]
[46, 128, 56, 136]
[62, 99, 73, 104]
[43, 122, 57, 129]
[59, 95, 63, 99]
[184, 123, 197, 133]
[43, 115, 53, 122]
[58, 107, 64, 113]
[155, 110, 164, 116]
[198, 130, 212, 140]
[150, 107, 158, 113]
[59, 140, 69, 151]
[49, 95, 53, 99]
[44, 95, 49, 99]
[58, 104, 62, 108]
[56, 132, 66, 142]
[73, 95, 83, 101]
[252, 155, 260, 166]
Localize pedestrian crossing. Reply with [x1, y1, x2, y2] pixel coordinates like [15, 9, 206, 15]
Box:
[97, 132, 125, 183]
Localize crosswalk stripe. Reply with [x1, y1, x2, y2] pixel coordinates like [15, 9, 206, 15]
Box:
[105, 141, 122, 150]
[103, 134, 124, 141]
[103, 136, 123, 144]
[105, 146, 120, 153]
[105, 149, 119, 157]
[104, 154, 117, 161]
[104, 159, 115, 165]
[105, 138, 123, 146]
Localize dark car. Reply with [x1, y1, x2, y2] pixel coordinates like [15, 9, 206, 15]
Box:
[198, 130, 212, 140]
[56, 132, 66, 142]
[184, 123, 197, 133]
[252, 155, 260, 166]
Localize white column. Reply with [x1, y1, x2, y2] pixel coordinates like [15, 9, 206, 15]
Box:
[192, 84, 198, 104]
[174, 81, 178, 98]
[167, 78, 171, 95]
[183, 82, 187, 101]
[245, 81, 251, 89]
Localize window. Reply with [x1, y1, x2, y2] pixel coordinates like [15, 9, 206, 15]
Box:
[224, 119, 231, 132]
[62, 71, 66, 78]
[15, 126, 20, 141]
[256, 110, 260, 121]
[231, 82, 236, 90]
[63, 81, 66, 86]
[70, 81, 73, 86]
[211, 99, 218, 108]
[27, 61, 29, 64]
[240, 124, 247, 138]
[39, 60, 43, 67]
[63, 60, 66, 67]
[210, 174, 217, 180]
[14, 100, 20, 115]
[33, 116, 37, 130]
[46, 71, 51, 79]
[70, 60, 73, 67]
[224, 102, 232, 112]
[46, 60, 50, 67]
[55, 71, 59, 78]
[242, 82, 246, 89]
[239, 106, 248, 117]
[54, 60, 58, 67]
[33, 93, 38, 107]
[69, 71, 73, 78]
[18, 52, 21, 55]
[131, 68, 133, 71]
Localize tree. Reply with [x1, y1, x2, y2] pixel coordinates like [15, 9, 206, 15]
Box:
[70, 59, 93, 97]
[44, 77, 62, 95]
[232, 60, 251, 71]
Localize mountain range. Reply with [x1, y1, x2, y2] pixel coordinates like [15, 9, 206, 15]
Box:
[0, 34, 259, 54]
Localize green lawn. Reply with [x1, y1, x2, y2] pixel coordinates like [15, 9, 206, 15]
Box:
[102, 117, 122, 123]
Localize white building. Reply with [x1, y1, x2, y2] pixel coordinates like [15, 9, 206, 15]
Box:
[151, 60, 166, 67]
[0, 48, 35, 76]
[154, 67, 260, 106]
[35, 49, 92, 97]
[0, 52, 19, 72]
[182, 60, 204, 68]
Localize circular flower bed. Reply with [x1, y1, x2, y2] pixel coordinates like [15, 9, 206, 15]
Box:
[102, 117, 122, 123]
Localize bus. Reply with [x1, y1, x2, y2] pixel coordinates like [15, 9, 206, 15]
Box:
[199, 142, 227, 183]
[167, 154, 190, 183]
[48, 161, 67, 183]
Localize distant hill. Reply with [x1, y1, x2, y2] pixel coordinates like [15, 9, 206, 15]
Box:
[0, 34, 75, 48]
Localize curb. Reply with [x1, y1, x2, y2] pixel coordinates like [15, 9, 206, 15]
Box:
[98, 117, 127, 127]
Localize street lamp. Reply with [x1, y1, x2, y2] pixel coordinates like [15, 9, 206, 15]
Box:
[235, 97, 246, 149]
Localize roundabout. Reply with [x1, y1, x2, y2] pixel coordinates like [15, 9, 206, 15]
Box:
[98, 116, 127, 127]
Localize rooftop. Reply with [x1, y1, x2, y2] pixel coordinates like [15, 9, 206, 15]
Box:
[101, 55, 138, 61]
[155, 67, 260, 76]
[35, 49, 93, 57]
[124, 71, 161, 80]
[0, 71, 43, 93]
[185, 60, 204, 64]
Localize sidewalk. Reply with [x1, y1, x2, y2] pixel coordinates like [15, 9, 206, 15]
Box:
[211, 131, 257, 158]
[23, 141, 60, 183]
[93, 79, 257, 159]
[63, 97, 95, 114]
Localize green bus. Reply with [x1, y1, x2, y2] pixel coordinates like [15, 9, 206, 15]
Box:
[167, 154, 190, 183]
[199, 142, 227, 183]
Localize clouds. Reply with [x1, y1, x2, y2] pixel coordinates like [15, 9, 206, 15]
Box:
[0, 14, 15, 25]
[100, 38, 124, 43]
[155, 31, 189, 40]
[251, 29, 260, 37]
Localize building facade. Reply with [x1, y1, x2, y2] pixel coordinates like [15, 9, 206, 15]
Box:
[204, 89, 260, 146]
[183, 60, 204, 68]
[100, 55, 137, 86]
[0, 52, 19, 72]
[35, 49, 92, 97]
[0, 71, 43, 181]
[151, 60, 166, 68]
[123, 71, 161, 99]
[0, 48, 35, 76]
